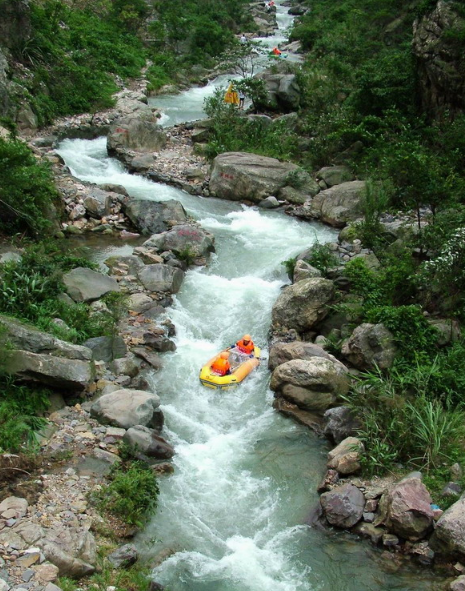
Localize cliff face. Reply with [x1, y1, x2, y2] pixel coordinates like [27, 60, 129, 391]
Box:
[0, 0, 32, 123]
[412, 0, 465, 119]
[0, 0, 32, 50]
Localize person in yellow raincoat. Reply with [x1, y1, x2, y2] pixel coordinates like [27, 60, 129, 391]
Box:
[224, 83, 239, 106]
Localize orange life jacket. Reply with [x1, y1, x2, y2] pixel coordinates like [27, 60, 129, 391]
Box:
[272, 47, 281, 56]
[211, 357, 231, 375]
[236, 339, 254, 354]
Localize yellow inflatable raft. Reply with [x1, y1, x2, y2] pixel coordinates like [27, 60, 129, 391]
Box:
[199, 346, 261, 390]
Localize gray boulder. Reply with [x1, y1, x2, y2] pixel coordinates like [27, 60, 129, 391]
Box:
[39, 525, 97, 579]
[293, 260, 322, 282]
[254, 64, 302, 112]
[258, 196, 280, 209]
[309, 181, 366, 227]
[324, 406, 362, 444]
[63, 268, 120, 303]
[83, 336, 127, 362]
[137, 264, 184, 293]
[41, 542, 95, 579]
[90, 389, 161, 429]
[105, 254, 144, 276]
[270, 357, 349, 412]
[107, 117, 167, 155]
[209, 152, 314, 203]
[320, 483, 365, 528]
[123, 425, 175, 459]
[431, 496, 465, 558]
[83, 188, 112, 219]
[123, 199, 187, 235]
[268, 341, 343, 371]
[382, 476, 434, 541]
[316, 166, 354, 187]
[107, 544, 138, 568]
[0, 315, 91, 360]
[6, 350, 94, 391]
[451, 576, 465, 591]
[271, 278, 335, 333]
[341, 323, 397, 370]
[143, 224, 215, 259]
[327, 437, 364, 475]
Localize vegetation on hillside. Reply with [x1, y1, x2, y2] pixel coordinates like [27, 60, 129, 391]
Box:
[7, 0, 251, 124]
[265, 0, 465, 501]
[0, 137, 59, 236]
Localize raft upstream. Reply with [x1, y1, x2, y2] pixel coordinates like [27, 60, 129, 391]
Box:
[199, 347, 261, 390]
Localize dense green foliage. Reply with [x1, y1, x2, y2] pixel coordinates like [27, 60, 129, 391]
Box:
[15, 0, 148, 124]
[0, 138, 59, 236]
[0, 374, 50, 452]
[203, 87, 299, 160]
[93, 460, 159, 526]
[10, 0, 251, 123]
[290, 0, 465, 209]
[0, 242, 123, 343]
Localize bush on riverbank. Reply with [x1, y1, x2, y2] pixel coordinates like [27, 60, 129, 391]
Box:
[0, 242, 123, 343]
[203, 88, 300, 160]
[0, 373, 50, 452]
[0, 138, 59, 236]
[93, 460, 159, 527]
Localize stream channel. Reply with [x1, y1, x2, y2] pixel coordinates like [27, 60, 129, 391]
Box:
[56, 2, 444, 588]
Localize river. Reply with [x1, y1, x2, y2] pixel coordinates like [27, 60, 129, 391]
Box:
[55, 1, 444, 588]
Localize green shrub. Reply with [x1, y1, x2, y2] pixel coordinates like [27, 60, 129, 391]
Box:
[0, 138, 59, 236]
[203, 88, 299, 160]
[305, 242, 338, 276]
[282, 256, 297, 280]
[344, 366, 465, 476]
[0, 375, 50, 452]
[94, 461, 159, 526]
[0, 242, 122, 343]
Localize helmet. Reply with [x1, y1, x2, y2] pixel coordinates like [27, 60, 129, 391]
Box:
[220, 351, 229, 359]
[243, 334, 251, 341]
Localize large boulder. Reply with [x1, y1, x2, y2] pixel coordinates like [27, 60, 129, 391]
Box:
[5, 351, 94, 391]
[320, 483, 365, 528]
[83, 188, 112, 219]
[309, 181, 366, 227]
[209, 152, 315, 203]
[324, 406, 362, 444]
[316, 166, 355, 187]
[123, 199, 187, 235]
[382, 476, 434, 541]
[39, 525, 97, 579]
[271, 278, 335, 333]
[137, 264, 184, 293]
[123, 425, 175, 459]
[268, 341, 345, 371]
[82, 336, 127, 363]
[143, 224, 215, 259]
[63, 268, 120, 303]
[90, 389, 161, 429]
[254, 63, 302, 112]
[327, 436, 364, 475]
[270, 357, 349, 412]
[107, 117, 167, 155]
[0, 316, 91, 361]
[431, 497, 465, 558]
[341, 323, 397, 370]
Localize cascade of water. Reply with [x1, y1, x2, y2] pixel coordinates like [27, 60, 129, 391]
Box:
[55, 4, 444, 584]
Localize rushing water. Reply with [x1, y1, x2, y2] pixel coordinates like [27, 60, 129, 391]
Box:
[55, 1, 445, 587]
[56, 136, 443, 591]
[148, 0, 300, 127]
